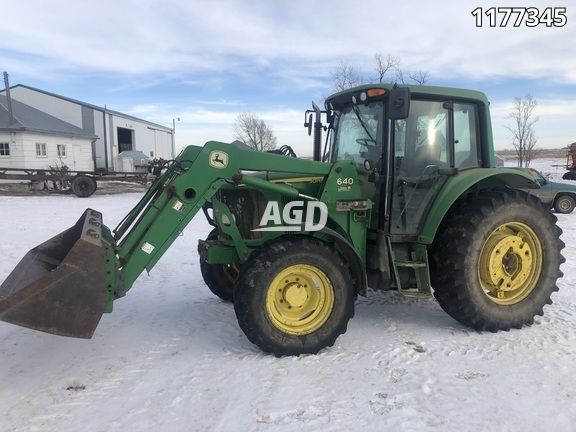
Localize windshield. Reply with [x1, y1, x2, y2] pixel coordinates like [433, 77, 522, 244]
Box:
[529, 169, 548, 185]
[331, 102, 383, 173]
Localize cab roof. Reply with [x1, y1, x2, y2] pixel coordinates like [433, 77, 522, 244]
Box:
[326, 83, 490, 107]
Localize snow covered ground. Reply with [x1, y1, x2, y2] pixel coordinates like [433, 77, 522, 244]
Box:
[1, 160, 575, 432]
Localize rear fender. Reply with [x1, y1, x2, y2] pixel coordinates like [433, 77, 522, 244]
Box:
[419, 168, 540, 244]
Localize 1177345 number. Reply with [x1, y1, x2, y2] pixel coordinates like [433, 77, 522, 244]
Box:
[471, 7, 567, 27]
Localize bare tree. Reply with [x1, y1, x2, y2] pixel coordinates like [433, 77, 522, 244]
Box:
[524, 129, 538, 167]
[374, 53, 400, 83]
[233, 113, 277, 152]
[505, 95, 539, 167]
[331, 55, 430, 92]
[394, 67, 406, 84]
[408, 70, 429, 85]
[332, 61, 363, 92]
[393, 67, 428, 85]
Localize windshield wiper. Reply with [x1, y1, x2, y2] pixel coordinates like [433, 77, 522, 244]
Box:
[351, 105, 376, 143]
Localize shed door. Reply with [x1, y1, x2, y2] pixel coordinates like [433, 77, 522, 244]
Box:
[72, 144, 82, 170]
[117, 127, 134, 153]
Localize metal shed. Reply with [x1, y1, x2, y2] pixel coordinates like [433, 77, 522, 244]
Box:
[1, 84, 174, 171]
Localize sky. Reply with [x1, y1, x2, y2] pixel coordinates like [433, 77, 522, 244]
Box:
[1, 0, 575, 156]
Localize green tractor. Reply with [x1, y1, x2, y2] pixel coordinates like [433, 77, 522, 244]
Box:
[0, 84, 565, 356]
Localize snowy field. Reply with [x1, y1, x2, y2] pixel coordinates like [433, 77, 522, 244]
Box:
[1, 159, 575, 432]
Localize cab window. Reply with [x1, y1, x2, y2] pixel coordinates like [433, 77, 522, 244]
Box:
[332, 102, 383, 173]
[454, 103, 480, 169]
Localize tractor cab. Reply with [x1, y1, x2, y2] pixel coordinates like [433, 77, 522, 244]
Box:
[312, 84, 485, 237]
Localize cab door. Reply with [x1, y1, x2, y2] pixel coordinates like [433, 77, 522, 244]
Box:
[389, 99, 481, 236]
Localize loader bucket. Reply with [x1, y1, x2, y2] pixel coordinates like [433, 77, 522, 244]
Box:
[0, 209, 108, 338]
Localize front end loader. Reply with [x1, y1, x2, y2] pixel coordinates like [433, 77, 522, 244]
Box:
[0, 84, 565, 356]
[0, 142, 365, 342]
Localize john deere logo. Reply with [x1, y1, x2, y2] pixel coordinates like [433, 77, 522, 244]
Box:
[209, 151, 229, 169]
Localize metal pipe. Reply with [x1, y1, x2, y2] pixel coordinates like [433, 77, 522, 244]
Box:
[3, 72, 15, 124]
[238, 174, 301, 199]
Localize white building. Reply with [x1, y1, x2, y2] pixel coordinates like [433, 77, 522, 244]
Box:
[1, 84, 174, 171]
[0, 95, 96, 171]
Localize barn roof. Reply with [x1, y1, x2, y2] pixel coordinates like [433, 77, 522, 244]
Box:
[0, 94, 97, 139]
[2, 84, 172, 132]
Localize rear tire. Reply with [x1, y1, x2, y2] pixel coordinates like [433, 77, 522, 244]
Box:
[71, 175, 97, 197]
[199, 229, 238, 302]
[554, 194, 575, 214]
[430, 189, 564, 331]
[234, 237, 355, 356]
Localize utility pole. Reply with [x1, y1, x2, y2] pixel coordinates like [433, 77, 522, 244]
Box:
[172, 117, 180, 158]
[3, 72, 15, 125]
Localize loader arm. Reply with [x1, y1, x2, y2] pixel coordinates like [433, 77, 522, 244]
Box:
[112, 142, 332, 296]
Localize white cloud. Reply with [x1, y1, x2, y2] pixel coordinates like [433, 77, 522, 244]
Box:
[1, 0, 575, 86]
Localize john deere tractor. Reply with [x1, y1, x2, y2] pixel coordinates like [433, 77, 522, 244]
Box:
[0, 84, 564, 356]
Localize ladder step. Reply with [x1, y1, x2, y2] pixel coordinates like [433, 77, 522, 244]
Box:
[398, 288, 432, 299]
[395, 260, 427, 269]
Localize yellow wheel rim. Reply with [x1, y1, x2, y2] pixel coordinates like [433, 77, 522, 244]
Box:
[265, 264, 334, 335]
[478, 222, 543, 305]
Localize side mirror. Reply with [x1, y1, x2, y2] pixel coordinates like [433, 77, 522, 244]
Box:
[304, 102, 327, 161]
[312, 102, 323, 161]
[306, 113, 313, 136]
[388, 87, 410, 120]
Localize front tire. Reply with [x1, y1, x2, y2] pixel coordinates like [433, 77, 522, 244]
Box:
[430, 189, 564, 331]
[199, 229, 238, 301]
[554, 194, 575, 214]
[234, 237, 355, 356]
